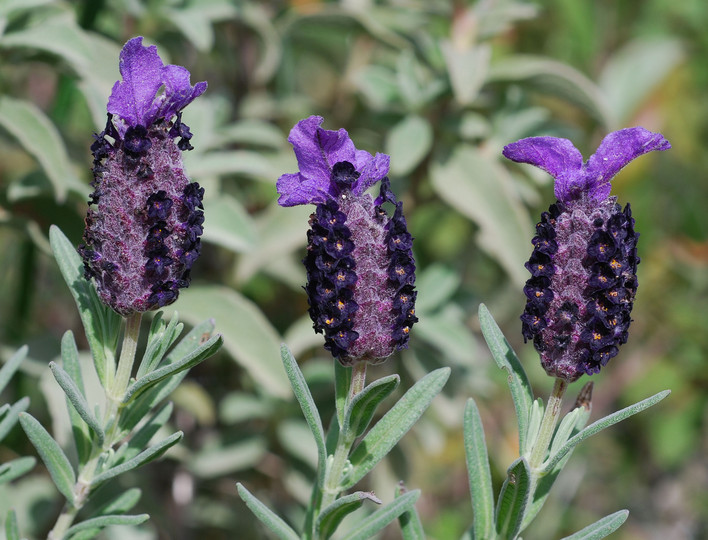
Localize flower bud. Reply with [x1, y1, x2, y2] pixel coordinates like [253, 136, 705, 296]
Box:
[504, 128, 670, 381]
[277, 116, 417, 364]
[79, 37, 207, 316]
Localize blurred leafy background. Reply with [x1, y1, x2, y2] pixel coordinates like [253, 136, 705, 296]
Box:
[0, 0, 705, 538]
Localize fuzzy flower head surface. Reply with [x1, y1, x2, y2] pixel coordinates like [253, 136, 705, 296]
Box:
[278, 116, 417, 365]
[80, 37, 207, 316]
[504, 128, 670, 381]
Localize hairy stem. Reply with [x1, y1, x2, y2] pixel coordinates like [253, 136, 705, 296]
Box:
[529, 377, 567, 469]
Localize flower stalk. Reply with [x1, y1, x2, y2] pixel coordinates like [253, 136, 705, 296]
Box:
[528, 377, 567, 469]
[109, 312, 142, 402]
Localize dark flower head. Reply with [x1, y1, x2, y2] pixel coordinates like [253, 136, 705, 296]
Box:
[278, 116, 416, 365]
[504, 127, 670, 381]
[80, 37, 207, 316]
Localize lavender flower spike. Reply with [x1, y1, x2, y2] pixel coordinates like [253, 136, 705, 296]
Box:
[504, 127, 670, 381]
[79, 37, 207, 316]
[278, 116, 417, 365]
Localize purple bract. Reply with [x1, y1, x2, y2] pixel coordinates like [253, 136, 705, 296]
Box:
[79, 37, 206, 316]
[278, 116, 416, 365]
[504, 127, 670, 381]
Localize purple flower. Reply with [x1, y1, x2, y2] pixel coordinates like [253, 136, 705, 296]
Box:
[278, 116, 417, 364]
[503, 127, 670, 381]
[79, 37, 207, 316]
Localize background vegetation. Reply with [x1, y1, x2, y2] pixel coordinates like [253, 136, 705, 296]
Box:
[0, 0, 705, 538]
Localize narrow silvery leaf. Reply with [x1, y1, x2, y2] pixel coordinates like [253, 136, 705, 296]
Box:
[334, 361, 351, 429]
[281, 345, 326, 487]
[396, 484, 426, 540]
[524, 398, 545, 453]
[114, 402, 173, 466]
[4, 509, 19, 540]
[122, 334, 222, 404]
[19, 412, 76, 504]
[544, 390, 670, 472]
[0, 456, 36, 485]
[60, 331, 92, 464]
[95, 488, 142, 516]
[137, 311, 183, 379]
[0, 397, 29, 442]
[550, 407, 585, 457]
[495, 457, 531, 539]
[236, 483, 300, 540]
[0, 345, 27, 394]
[316, 491, 381, 539]
[340, 490, 420, 540]
[463, 399, 495, 540]
[560, 509, 629, 540]
[64, 514, 150, 536]
[50, 225, 121, 389]
[344, 374, 400, 438]
[91, 431, 183, 487]
[343, 368, 450, 490]
[479, 304, 534, 454]
[50, 361, 104, 446]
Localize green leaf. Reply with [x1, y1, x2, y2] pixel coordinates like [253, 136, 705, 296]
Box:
[95, 488, 142, 516]
[49, 226, 121, 389]
[561, 510, 629, 540]
[173, 286, 290, 398]
[65, 514, 150, 537]
[0, 345, 27, 394]
[316, 491, 382, 539]
[0, 0, 54, 18]
[4, 509, 19, 540]
[136, 312, 183, 379]
[334, 361, 351, 430]
[430, 147, 531, 286]
[478, 304, 534, 454]
[114, 402, 173, 466]
[343, 368, 450, 490]
[0, 96, 82, 202]
[441, 41, 491, 106]
[544, 390, 671, 472]
[18, 412, 76, 505]
[91, 431, 183, 487]
[344, 374, 400, 439]
[50, 361, 104, 446]
[118, 319, 217, 433]
[340, 490, 420, 540]
[385, 115, 433, 175]
[236, 483, 300, 540]
[122, 334, 222, 404]
[0, 456, 36, 485]
[0, 397, 30, 443]
[396, 484, 426, 540]
[201, 194, 258, 253]
[495, 457, 531, 539]
[463, 399, 494, 540]
[60, 331, 92, 465]
[488, 55, 612, 127]
[281, 345, 326, 487]
[184, 149, 275, 179]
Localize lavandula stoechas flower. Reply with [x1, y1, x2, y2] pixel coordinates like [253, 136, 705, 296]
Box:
[503, 128, 670, 381]
[277, 116, 417, 365]
[79, 37, 207, 316]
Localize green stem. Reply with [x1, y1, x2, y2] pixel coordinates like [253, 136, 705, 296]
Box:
[528, 378, 567, 469]
[108, 312, 142, 402]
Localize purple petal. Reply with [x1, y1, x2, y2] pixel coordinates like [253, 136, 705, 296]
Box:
[107, 37, 163, 132]
[276, 173, 329, 207]
[147, 65, 207, 125]
[352, 152, 390, 195]
[503, 137, 584, 203]
[584, 127, 671, 202]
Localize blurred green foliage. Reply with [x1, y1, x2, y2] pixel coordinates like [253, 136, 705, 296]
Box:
[0, 0, 705, 538]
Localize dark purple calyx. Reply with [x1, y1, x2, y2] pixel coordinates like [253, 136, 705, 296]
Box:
[303, 163, 417, 364]
[521, 197, 639, 381]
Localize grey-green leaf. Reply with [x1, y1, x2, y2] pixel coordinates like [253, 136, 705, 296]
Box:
[344, 374, 400, 438]
[478, 304, 534, 454]
[0, 397, 29, 443]
[201, 194, 258, 253]
[281, 345, 326, 487]
[114, 402, 173, 466]
[463, 399, 495, 540]
[19, 412, 76, 505]
[60, 331, 92, 464]
[396, 484, 426, 540]
[91, 431, 183, 487]
[544, 390, 670, 472]
[560, 510, 629, 540]
[4, 509, 19, 540]
[0, 345, 27, 394]
[236, 483, 300, 540]
[136, 311, 183, 379]
[317, 491, 381, 539]
[495, 457, 531, 539]
[343, 368, 450, 490]
[50, 362, 104, 446]
[64, 514, 150, 536]
[340, 490, 420, 540]
[386, 115, 433, 176]
[0, 456, 36, 485]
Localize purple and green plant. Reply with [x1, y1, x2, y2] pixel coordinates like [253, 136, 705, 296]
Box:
[16, 37, 222, 540]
